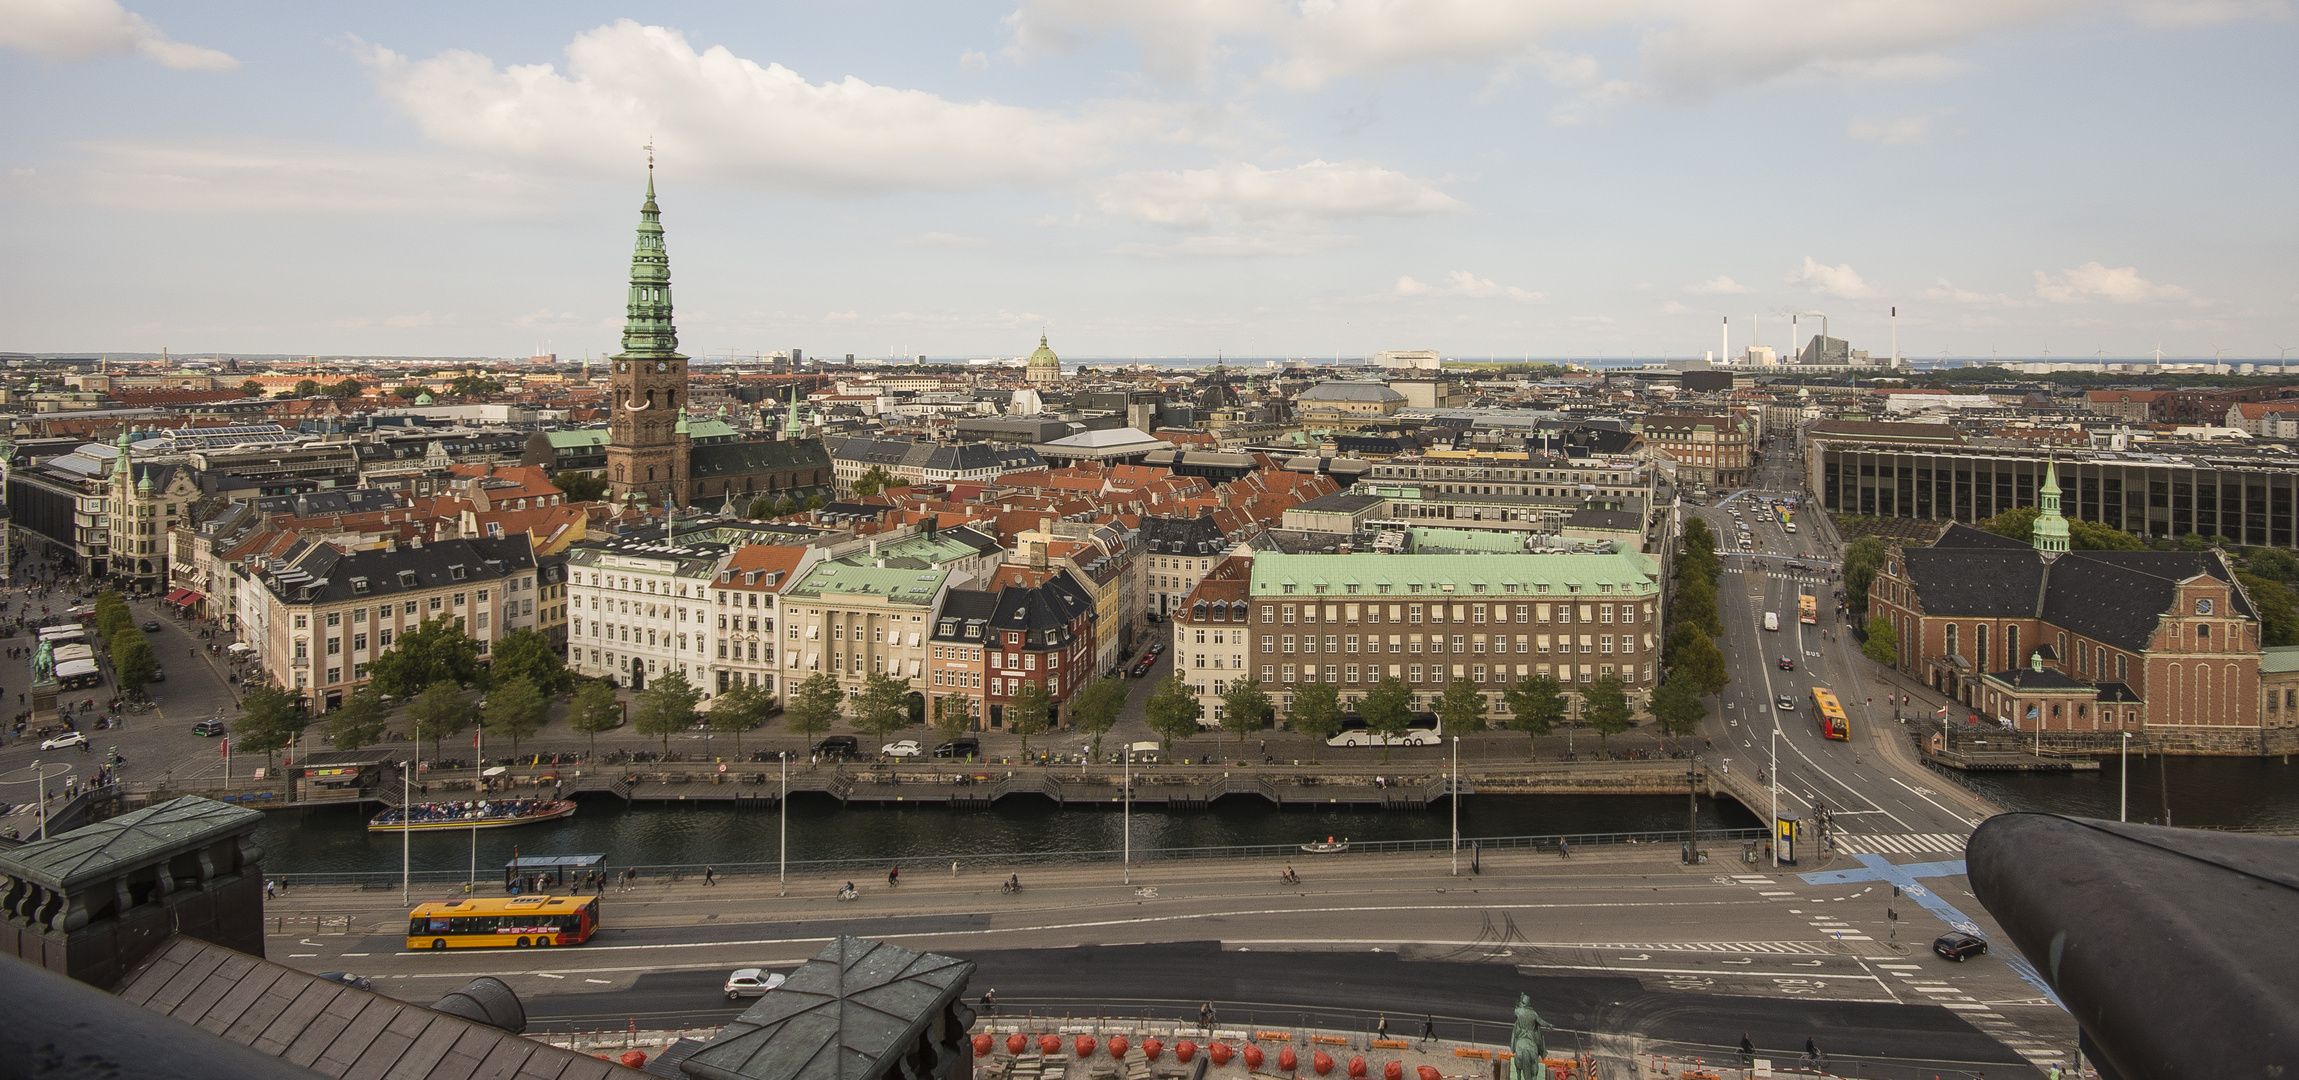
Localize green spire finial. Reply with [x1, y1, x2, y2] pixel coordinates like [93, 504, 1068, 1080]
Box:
[615, 163, 680, 360]
[2033, 452, 2070, 558]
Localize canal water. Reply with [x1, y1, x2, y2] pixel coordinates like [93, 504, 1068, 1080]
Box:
[256, 755, 2299, 877]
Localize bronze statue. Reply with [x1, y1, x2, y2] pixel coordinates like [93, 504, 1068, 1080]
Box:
[1510, 994, 1548, 1080]
[31, 639, 56, 684]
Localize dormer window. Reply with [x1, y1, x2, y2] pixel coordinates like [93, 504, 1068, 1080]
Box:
[351, 577, 369, 594]
[449, 565, 467, 581]
[398, 570, 418, 587]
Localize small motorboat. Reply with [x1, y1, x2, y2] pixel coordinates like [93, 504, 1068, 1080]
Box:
[1300, 836, 1350, 854]
[368, 798, 577, 833]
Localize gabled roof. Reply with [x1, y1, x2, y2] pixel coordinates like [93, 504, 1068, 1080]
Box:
[1297, 382, 1406, 403]
[1933, 522, 2034, 550]
[1905, 545, 2250, 652]
[681, 937, 974, 1080]
[691, 438, 832, 478]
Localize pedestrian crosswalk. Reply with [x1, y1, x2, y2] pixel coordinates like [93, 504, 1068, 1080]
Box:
[1833, 832, 1968, 856]
[1577, 940, 1834, 955]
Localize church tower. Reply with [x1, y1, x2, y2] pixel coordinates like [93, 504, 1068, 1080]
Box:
[2033, 454, 2070, 559]
[605, 165, 690, 511]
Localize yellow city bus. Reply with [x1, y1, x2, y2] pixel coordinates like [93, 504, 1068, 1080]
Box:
[1810, 687, 1850, 740]
[406, 895, 600, 950]
[1798, 594, 1818, 625]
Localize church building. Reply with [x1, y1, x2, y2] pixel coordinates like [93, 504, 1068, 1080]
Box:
[602, 171, 833, 515]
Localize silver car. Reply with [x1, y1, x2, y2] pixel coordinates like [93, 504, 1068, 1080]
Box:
[724, 968, 787, 1000]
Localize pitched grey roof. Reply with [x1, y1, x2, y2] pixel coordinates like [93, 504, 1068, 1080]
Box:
[831, 437, 1042, 473]
[680, 936, 974, 1080]
[1906, 545, 2248, 652]
[1297, 382, 1405, 403]
[260, 536, 537, 606]
[0, 795, 258, 890]
[1139, 515, 1225, 554]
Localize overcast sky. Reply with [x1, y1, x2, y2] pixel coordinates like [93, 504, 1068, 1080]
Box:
[3, 0, 2294, 361]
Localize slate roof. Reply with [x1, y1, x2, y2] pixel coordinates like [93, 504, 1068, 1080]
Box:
[115, 935, 641, 1080]
[0, 795, 258, 890]
[1901, 548, 2048, 619]
[930, 589, 1001, 642]
[1905, 545, 2249, 652]
[1297, 382, 1405, 403]
[831, 437, 1043, 474]
[690, 439, 832, 479]
[1139, 515, 1226, 555]
[1932, 522, 2033, 550]
[680, 936, 974, 1080]
[259, 536, 537, 607]
[1984, 666, 2093, 691]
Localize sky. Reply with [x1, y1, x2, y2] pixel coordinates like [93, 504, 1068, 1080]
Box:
[2, 0, 2295, 362]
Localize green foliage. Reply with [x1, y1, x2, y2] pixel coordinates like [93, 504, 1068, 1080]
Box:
[1841, 537, 1888, 616]
[1583, 674, 1632, 753]
[1679, 518, 1721, 585]
[481, 675, 548, 753]
[632, 670, 702, 751]
[851, 466, 901, 498]
[784, 673, 844, 741]
[2071, 519, 2146, 551]
[850, 672, 915, 745]
[746, 496, 779, 519]
[1673, 573, 1723, 639]
[1218, 678, 1272, 752]
[1358, 677, 1414, 763]
[1503, 674, 1565, 759]
[1668, 625, 1732, 699]
[448, 374, 504, 396]
[325, 377, 363, 398]
[1289, 682, 1343, 760]
[1007, 681, 1055, 753]
[489, 627, 571, 694]
[804, 494, 825, 511]
[326, 686, 390, 751]
[241, 379, 266, 397]
[1861, 615, 1901, 667]
[2245, 548, 2299, 586]
[293, 378, 321, 397]
[1436, 678, 1488, 735]
[2238, 572, 2299, 647]
[409, 680, 470, 759]
[775, 495, 800, 516]
[1142, 675, 1201, 751]
[232, 684, 307, 765]
[390, 385, 423, 399]
[554, 471, 609, 502]
[931, 694, 975, 750]
[113, 635, 156, 694]
[367, 617, 482, 699]
[1980, 505, 2039, 545]
[709, 679, 772, 753]
[565, 679, 622, 752]
[1648, 672, 1706, 744]
[1069, 677, 1128, 759]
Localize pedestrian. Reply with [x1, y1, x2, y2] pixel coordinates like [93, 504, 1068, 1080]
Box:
[1738, 1035, 1753, 1063]
[1421, 1015, 1435, 1043]
[704, 865, 716, 886]
[1376, 1014, 1388, 1040]
[265, 879, 276, 900]
[1200, 1002, 1215, 1033]
[981, 988, 997, 1015]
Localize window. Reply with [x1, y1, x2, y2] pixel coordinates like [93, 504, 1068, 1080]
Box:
[293, 614, 308, 629]
[325, 612, 341, 627]
[379, 628, 393, 647]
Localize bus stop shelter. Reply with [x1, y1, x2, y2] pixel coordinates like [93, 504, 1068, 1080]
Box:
[503, 854, 605, 892]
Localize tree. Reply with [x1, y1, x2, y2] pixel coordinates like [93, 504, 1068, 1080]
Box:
[1437, 678, 1489, 735]
[746, 496, 778, 519]
[410, 680, 471, 761]
[850, 672, 915, 748]
[931, 694, 975, 752]
[293, 378, 321, 397]
[1841, 537, 1888, 617]
[325, 377, 363, 398]
[1673, 573, 1723, 639]
[1583, 674, 1632, 755]
[233, 684, 309, 769]
[804, 494, 825, 511]
[448, 374, 504, 396]
[391, 385, 424, 399]
[1980, 505, 2039, 545]
[554, 472, 609, 502]
[481, 675, 548, 753]
[1648, 672, 1707, 751]
[1218, 679, 1272, 756]
[1070, 677, 1128, 759]
[1007, 682, 1055, 754]
[1669, 626, 1731, 699]
[368, 617, 483, 698]
[632, 670, 702, 752]
[489, 627, 571, 695]
[1142, 675, 1201, 752]
[776, 495, 800, 516]
[114, 635, 157, 695]
[565, 679, 623, 753]
[2071, 519, 2146, 551]
[784, 673, 844, 744]
[709, 679, 772, 754]
[2240, 572, 2299, 647]
[327, 686, 390, 751]
[1358, 677, 1414, 763]
[1861, 615, 1901, 668]
[2247, 547, 2299, 586]
[1290, 682, 1343, 761]
[1680, 518, 1721, 584]
[1503, 674, 1564, 760]
[240, 379, 265, 397]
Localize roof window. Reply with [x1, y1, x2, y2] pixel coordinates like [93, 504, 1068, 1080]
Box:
[351, 577, 369, 594]
[449, 564, 467, 581]
[398, 570, 419, 588]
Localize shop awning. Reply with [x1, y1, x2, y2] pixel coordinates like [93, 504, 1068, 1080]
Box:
[162, 588, 192, 604]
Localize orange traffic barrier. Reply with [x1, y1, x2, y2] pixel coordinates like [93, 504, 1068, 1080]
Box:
[1312, 1036, 1349, 1046]
[1371, 1040, 1410, 1050]
[1454, 1049, 1491, 1060]
[1257, 1032, 1294, 1042]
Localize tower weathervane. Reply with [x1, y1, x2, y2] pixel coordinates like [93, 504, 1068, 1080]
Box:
[644, 138, 654, 171]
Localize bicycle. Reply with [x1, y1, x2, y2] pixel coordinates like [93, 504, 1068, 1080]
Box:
[1000, 878, 1024, 894]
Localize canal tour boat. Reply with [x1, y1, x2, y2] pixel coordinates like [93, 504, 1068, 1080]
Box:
[368, 798, 578, 833]
[1300, 837, 1351, 854]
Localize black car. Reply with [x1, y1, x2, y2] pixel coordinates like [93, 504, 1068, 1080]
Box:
[1778, 657, 1795, 670]
[812, 736, 859, 758]
[1129, 657, 1158, 678]
[1933, 932, 1988, 961]
[934, 738, 980, 759]
[141, 620, 161, 632]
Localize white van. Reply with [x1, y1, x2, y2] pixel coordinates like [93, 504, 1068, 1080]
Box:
[1763, 612, 1780, 631]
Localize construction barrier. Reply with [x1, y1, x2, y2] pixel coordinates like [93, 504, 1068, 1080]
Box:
[1372, 1040, 1411, 1050]
[1257, 1032, 1295, 1042]
[1312, 1036, 1349, 1046]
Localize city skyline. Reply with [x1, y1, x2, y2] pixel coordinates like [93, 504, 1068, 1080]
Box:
[3, 0, 2295, 359]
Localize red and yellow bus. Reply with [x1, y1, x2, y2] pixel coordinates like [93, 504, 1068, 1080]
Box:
[407, 895, 600, 950]
[1798, 594, 1818, 625]
[1810, 687, 1850, 740]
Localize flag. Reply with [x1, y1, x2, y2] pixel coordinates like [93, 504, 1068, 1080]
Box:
[1936, 703, 1949, 718]
[220, 737, 229, 756]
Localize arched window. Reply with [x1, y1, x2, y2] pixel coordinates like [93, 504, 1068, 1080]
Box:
[2006, 625, 2021, 668]
[1976, 624, 1990, 670]
[1945, 623, 1959, 660]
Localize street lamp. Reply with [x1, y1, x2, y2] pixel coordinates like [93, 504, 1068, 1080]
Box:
[779, 751, 788, 896]
[2119, 732, 2129, 823]
[1122, 743, 1133, 885]
[1769, 727, 1780, 869]
[1449, 736, 1460, 876]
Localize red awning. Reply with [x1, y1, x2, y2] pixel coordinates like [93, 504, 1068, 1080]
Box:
[162, 588, 192, 604]
[178, 591, 205, 605]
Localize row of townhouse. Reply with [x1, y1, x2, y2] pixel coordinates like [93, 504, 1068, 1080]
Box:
[1173, 546, 1664, 725]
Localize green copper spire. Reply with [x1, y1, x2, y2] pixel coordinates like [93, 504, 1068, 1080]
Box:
[2033, 453, 2070, 558]
[617, 166, 680, 359]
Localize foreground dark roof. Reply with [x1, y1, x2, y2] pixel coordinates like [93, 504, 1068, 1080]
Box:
[680, 937, 973, 1080]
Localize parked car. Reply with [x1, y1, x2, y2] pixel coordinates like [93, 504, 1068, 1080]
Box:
[811, 736, 859, 758]
[1933, 932, 1988, 962]
[1129, 657, 1158, 678]
[934, 738, 980, 759]
[40, 731, 87, 751]
[881, 740, 923, 758]
[192, 719, 226, 737]
[141, 620, 161, 632]
[1775, 695, 1796, 711]
[1147, 642, 1166, 655]
[723, 968, 787, 1000]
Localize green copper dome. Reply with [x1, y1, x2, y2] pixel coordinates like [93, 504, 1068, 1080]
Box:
[414, 391, 434, 405]
[1028, 333, 1059, 369]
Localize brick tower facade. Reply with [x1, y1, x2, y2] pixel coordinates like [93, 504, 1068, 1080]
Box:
[605, 168, 691, 510]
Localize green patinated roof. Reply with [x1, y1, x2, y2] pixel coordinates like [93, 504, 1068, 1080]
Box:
[1247, 550, 1658, 598]
[0, 795, 261, 890]
[687, 418, 739, 441]
[1406, 527, 1528, 554]
[544, 429, 609, 449]
[414, 392, 434, 405]
[2263, 645, 2299, 673]
[785, 560, 950, 605]
[1027, 333, 1059, 368]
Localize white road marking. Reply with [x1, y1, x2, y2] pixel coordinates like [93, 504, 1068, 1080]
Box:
[536, 973, 564, 979]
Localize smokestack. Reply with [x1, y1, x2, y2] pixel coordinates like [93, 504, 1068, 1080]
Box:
[1721, 316, 1729, 366]
[1890, 305, 1898, 365]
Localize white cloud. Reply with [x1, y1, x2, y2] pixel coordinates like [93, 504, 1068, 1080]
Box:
[1920, 278, 2035, 308]
[1395, 270, 1547, 304]
[1113, 233, 1361, 258]
[824, 310, 860, 323]
[48, 138, 550, 216]
[899, 232, 990, 249]
[960, 49, 990, 72]
[1090, 159, 1461, 229]
[1849, 110, 1958, 146]
[2033, 261, 2197, 305]
[358, 20, 1174, 194]
[0, 0, 237, 70]
[1786, 256, 1881, 299]
[1684, 275, 1753, 295]
[1660, 300, 1691, 314]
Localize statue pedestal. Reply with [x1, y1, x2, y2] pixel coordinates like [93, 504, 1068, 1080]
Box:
[32, 675, 58, 719]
